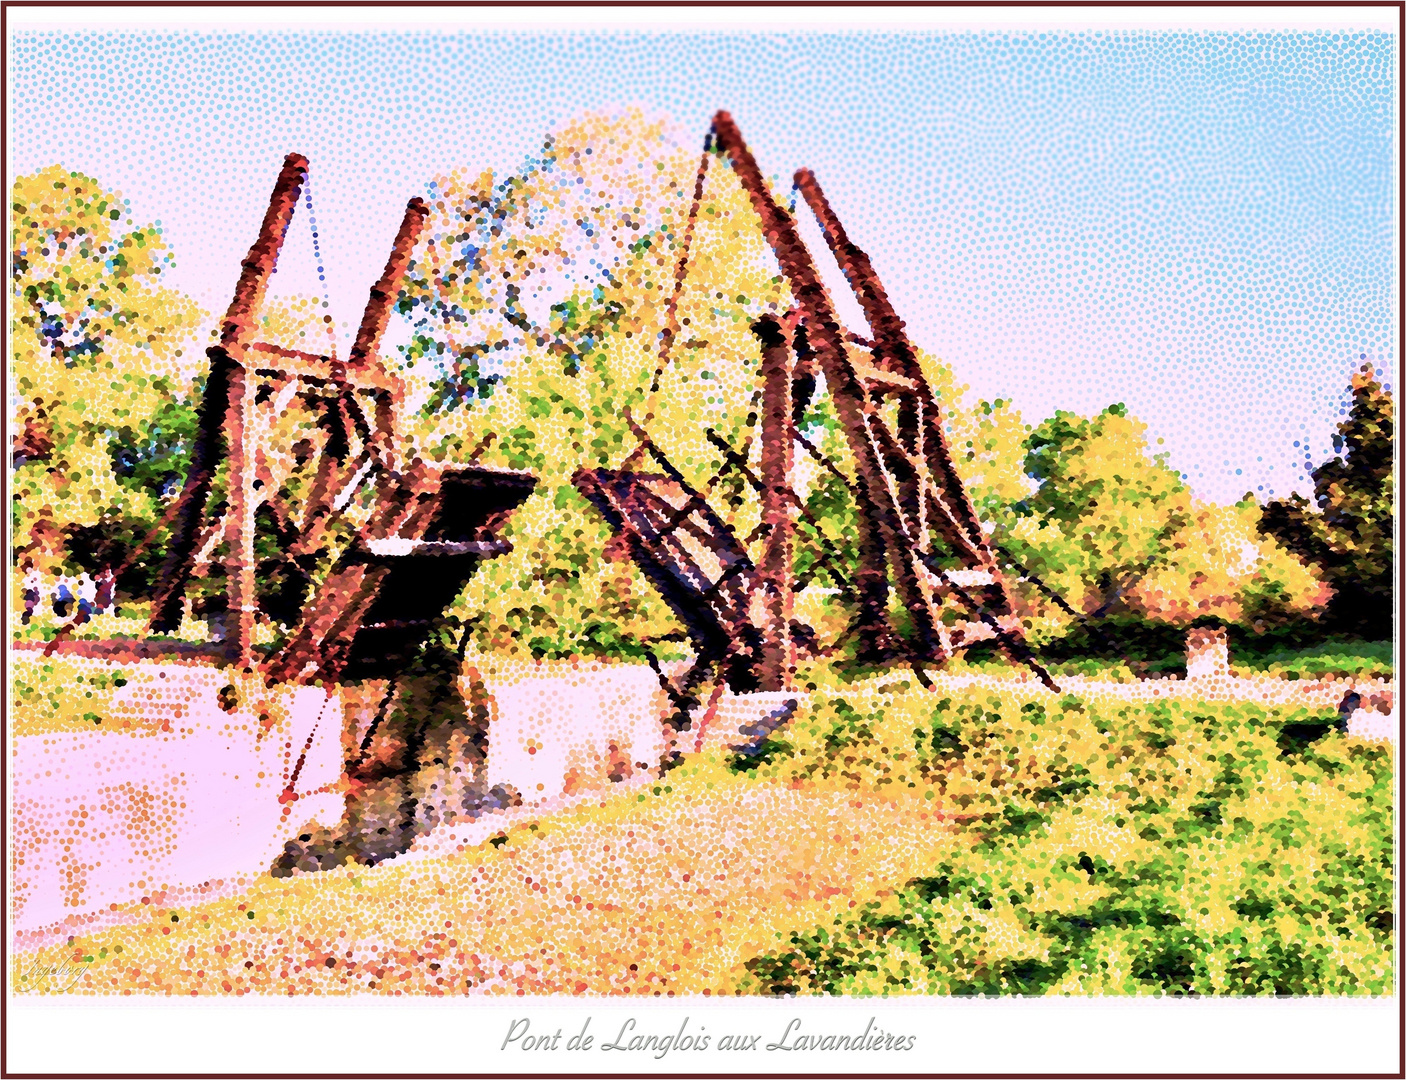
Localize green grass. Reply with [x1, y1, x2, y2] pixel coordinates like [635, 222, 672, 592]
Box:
[944, 636, 1394, 683]
[735, 677, 1394, 995]
[10, 657, 132, 734]
[1231, 638, 1394, 680]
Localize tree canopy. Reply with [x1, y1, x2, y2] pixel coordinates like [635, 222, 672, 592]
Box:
[10, 165, 207, 577]
[387, 111, 795, 657]
[992, 403, 1325, 641]
[1259, 363, 1394, 638]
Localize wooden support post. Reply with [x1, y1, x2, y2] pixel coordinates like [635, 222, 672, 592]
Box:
[147, 349, 237, 632]
[224, 365, 257, 666]
[223, 154, 310, 667]
[754, 315, 794, 692]
[372, 391, 398, 471]
[712, 110, 941, 659]
[794, 168, 1005, 580]
[348, 198, 428, 373]
[221, 154, 311, 351]
[148, 154, 309, 638]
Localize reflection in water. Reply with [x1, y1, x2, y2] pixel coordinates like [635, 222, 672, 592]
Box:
[271, 636, 519, 876]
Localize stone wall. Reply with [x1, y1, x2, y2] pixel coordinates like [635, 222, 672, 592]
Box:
[11, 656, 674, 943]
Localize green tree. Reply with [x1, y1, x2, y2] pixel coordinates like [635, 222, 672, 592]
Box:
[10, 165, 207, 585]
[1129, 498, 1327, 630]
[395, 111, 792, 658]
[995, 404, 1194, 632]
[1259, 363, 1394, 638]
[986, 402, 1326, 645]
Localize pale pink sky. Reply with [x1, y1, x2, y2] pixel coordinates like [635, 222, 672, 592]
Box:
[9, 21, 1396, 505]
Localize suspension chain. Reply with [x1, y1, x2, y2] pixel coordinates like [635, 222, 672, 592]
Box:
[301, 166, 339, 360]
[642, 133, 714, 410]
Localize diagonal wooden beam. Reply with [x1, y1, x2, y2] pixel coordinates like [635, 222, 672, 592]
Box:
[148, 153, 309, 641]
[147, 347, 240, 633]
[711, 110, 945, 660]
[794, 168, 1017, 614]
[348, 198, 428, 374]
[220, 153, 310, 350]
[290, 198, 429, 560]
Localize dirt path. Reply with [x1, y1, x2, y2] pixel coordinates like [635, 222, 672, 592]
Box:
[23, 769, 956, 996]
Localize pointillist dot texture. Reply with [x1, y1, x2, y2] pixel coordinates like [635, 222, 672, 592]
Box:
[7, 30, 1395, 503]
[6, 26, 1395, 1005]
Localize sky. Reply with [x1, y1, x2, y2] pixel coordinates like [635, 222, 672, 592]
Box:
[7, 10, 1397, 505]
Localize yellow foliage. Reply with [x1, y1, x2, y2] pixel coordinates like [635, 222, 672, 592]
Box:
[249, 293, 337, 357]
[396, 111, 800, 655]
[1131, 501, 1331, 626]
[11, 165, 209, 555]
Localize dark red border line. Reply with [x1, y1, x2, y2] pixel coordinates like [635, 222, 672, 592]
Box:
[2, 5, 1402, 1080]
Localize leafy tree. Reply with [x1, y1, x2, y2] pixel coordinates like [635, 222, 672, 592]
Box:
[392, 111, 793, 658]
[1130, 499, 1328, 630]
[1259, 363, 1394, 638]
[994, 404, 1194, 631]
[991, 404, 1328, 642]
[948, 393, 1036, 526]
[10, 165, 207, 582]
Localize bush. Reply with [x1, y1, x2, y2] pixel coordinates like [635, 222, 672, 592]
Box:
[1229, 638, 1394, 681]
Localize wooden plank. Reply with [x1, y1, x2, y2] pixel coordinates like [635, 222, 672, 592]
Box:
[754, 314, 794, 692]
[15, 638, 231, 664]
[263, 466, 431, 684]
[572, 468, 754, 674]
[263, 465, 535, 686]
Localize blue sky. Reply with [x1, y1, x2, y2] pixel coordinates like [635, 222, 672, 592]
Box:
[8, 20, 1396, 505]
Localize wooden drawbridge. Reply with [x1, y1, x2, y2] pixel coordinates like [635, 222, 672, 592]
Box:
[132, 154, 535, 682]
[575, 111, 1056, 700]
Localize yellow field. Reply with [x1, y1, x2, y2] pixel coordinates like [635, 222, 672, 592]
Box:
[14, 757, 958, 996]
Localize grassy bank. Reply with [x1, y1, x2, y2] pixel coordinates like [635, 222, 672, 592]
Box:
[10, 661, 1394, 996]
[10, 655, 138, 736]
[12, 762, 957, 995]
[736, 674, 1394, 995]
[1230, 638, 1395, 681]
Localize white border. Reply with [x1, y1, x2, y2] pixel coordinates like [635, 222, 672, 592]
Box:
[5, 6, 1400, 1078]
[5, 5, 1401, 34]
[6, 995, 1402, 1074]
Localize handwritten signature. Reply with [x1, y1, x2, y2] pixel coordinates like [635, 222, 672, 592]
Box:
[14, 952, 91, 994]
